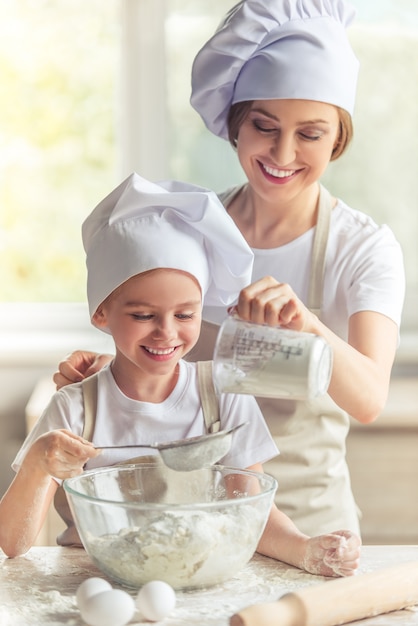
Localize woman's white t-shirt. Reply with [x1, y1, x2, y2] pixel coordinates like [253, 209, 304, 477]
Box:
[189, 191, 405, 536]
[204, 197, 405, 338]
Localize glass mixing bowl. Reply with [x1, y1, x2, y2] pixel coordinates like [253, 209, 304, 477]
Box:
[63, 463, 277, 590]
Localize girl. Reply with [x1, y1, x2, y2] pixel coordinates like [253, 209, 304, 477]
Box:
[0, 173, 360, 577]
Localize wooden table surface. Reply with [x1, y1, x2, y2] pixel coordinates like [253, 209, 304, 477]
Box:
[1, 545, 418, 625]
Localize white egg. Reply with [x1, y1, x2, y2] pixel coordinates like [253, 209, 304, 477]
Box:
[136, 580, 176, 621]
[76, 577, 112, 612]
[81, 588, 136, 626]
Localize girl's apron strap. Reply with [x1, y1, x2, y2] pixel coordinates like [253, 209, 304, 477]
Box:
[81, 374, 98, 441]
[197, 360, 221, 433]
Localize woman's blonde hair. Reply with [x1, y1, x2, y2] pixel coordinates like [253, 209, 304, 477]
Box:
[227, 101, 353, 161]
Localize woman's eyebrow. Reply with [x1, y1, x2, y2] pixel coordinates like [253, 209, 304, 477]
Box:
[296, 118, 330, 125]
[249, 107, 279, 120]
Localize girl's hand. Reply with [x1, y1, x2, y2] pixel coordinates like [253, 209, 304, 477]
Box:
[53, 350, 113, 389]
[236, 276, 314, 332]
[25, 429, 100, 479]
[302, 530, 361, 577]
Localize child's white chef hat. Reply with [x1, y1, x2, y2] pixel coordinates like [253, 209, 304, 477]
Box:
[82, 173, 254, 323]
[191, 0, 359, 140]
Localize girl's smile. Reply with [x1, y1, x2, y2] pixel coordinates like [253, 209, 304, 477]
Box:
[141, 345, 180, 360]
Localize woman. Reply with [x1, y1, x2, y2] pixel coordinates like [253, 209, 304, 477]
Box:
[55, 0, 404, 536]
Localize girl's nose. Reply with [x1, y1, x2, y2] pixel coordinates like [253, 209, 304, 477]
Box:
[152, 318, 176, 338]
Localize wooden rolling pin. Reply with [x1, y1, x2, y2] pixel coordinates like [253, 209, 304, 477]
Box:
[230, 561, 418, 626]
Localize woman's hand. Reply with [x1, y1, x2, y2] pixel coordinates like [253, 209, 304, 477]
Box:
[25, 429, 100, 479]
[236, 276, 315, 332]
[302, 530, 361, 577]
[236, 276, 398, 423]
[53, 351, 113, 389]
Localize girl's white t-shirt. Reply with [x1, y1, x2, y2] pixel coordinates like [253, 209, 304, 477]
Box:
[13, 361, 278, 478]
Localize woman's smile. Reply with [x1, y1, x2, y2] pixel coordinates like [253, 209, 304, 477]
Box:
[259, 161, 299, 183]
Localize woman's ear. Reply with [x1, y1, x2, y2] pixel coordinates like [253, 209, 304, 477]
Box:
[92, 305, 108, 328]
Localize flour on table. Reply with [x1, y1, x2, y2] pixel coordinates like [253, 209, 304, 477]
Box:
[0, 588, 79, 626]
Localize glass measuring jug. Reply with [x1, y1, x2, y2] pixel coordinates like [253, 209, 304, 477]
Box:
[213, 317, 333, 399]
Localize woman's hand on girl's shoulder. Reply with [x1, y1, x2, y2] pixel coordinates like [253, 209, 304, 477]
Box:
[53, 350, 113, 389]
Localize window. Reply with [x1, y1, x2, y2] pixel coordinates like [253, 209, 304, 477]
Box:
[0, 0, 119, 302]
[1, 0, 417, 342]
[323, 1, 418, 333]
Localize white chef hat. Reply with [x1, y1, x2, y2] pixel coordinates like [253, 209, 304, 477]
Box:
[82, 173, 254, 327]
[191, 0, 359, 140]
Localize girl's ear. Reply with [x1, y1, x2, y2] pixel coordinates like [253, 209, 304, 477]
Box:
[92, 306, 108, 328]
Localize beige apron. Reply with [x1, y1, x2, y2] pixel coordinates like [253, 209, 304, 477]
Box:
[54, 362, 220, 547]
[188, 184, 361, 537]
